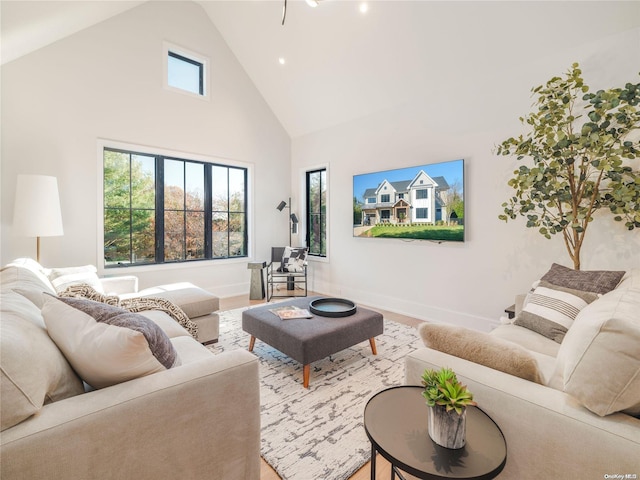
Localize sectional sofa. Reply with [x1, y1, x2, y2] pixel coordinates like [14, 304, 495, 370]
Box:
[0, 258, 261, 480]
[405, 265, 640, 479]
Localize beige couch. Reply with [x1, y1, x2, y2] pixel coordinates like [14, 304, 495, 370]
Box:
[405, 267, 640, 479]
[6, 258, 221, 344]
[0, 259, 260, 480]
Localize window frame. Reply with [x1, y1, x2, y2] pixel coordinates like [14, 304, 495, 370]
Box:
[416, 207, 428, 219]
[163, 41, 210, 101]
[416, 189, 428, 199]
[99, 140, 251, 272]
[305, 167, 328, 258]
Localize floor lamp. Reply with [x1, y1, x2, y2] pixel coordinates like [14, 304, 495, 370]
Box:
[276, 197, 298, 247]
[13, 174, 64, 263]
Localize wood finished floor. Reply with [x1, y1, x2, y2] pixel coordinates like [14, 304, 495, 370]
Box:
[219, 292, 423, 480]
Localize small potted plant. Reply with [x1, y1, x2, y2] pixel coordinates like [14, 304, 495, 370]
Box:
[421, 367, 477, 449]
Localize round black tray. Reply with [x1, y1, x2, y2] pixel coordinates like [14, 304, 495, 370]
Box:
[309, 298, 357, 317]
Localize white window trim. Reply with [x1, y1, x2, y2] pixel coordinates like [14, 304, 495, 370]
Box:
[162, 41, 210, 101]
[96, 139, 254, 275]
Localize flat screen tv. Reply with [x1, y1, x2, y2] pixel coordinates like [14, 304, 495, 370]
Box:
[353, 159, 464, 242]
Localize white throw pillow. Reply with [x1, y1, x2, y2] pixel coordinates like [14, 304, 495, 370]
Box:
[0, 292, 84, 431]
[41, 295, 180, 389]
[555, 287, 640, 416]
[48, 265, 104, 294]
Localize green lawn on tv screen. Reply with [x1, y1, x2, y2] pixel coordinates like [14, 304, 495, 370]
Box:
[366, 224, 464, 241]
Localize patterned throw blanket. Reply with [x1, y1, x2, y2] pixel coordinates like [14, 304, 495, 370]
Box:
[59, 284, 198, 339]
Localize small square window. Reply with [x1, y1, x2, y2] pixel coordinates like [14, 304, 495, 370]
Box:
[163, 42, 209, 99]
[168, 52, 203, 95]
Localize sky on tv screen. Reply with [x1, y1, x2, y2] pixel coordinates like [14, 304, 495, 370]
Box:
[353, 159, 463, 200]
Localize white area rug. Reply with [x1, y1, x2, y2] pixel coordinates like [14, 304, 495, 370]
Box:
[208, 306, 422, 480]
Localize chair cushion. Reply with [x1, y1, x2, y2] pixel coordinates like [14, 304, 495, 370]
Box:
[556, 287, 640, 416]
[41, 295, 181, 389]
[0, 292, 84, 431]
[133, 282, 219, 319]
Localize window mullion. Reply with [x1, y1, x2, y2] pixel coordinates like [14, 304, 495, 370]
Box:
[156, 157, 165, 263]
[204, 164, 212, 259]
[129, 154, 134, 264]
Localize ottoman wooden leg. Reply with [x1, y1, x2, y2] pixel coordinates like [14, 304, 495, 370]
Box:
[303, 364, 310, 388]
[248, 335, 256, 352]
[369, 338, 378, 355]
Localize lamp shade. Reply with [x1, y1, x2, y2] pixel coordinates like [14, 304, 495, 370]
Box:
[13, 174, 64, 237]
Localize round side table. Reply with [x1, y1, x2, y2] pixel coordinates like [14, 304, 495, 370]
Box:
[364, 386, 506, 480]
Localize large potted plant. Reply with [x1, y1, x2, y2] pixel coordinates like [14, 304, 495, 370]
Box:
[421, 367, 476, 449]
[496, 63, 640, 270]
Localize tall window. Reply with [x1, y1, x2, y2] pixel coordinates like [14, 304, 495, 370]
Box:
[306, 168, 327, 257]
[416, 208, 428, 219]
[103, 147, 247, 267]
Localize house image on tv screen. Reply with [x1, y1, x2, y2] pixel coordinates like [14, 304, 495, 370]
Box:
[358, 170, 451, 226]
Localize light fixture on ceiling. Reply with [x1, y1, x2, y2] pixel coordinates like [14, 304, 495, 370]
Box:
[282, 0, 320, 25]
[359, 2, 368, 14]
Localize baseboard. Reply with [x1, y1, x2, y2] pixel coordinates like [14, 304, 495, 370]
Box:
[315, 285, 498, 332]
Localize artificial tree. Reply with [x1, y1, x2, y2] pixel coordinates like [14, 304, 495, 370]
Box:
[497, 63, 640, 270]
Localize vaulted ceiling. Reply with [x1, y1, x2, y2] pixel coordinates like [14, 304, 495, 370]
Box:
[2, 1, 639, 138]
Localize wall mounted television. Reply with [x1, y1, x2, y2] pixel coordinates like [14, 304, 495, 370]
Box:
[353, 159, 464, 242]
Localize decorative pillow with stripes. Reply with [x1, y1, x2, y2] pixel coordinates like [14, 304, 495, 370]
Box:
[514, 280, 599, 343]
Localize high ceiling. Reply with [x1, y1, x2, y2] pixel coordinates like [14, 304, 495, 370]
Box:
[2, 1, 639, 138]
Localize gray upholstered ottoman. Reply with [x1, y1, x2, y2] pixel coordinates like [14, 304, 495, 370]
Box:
[242, 296, 383, 388]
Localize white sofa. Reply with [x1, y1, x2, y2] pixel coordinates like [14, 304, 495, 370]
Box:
[405, 267, 640, 479]
[0, 259, 260, 480]
[7, 258, 220, 344]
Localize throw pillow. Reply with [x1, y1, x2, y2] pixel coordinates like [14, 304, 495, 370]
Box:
[41, 294, 180, 389]
[514, 281, 599, 343]
[279, 247, 307, 273]
[417, 322, 544, 384]
[1, 292, 84, 431]
[556, 286, 640, 416]
[47, 265, 104, 294]
[540, 263, 625, 295]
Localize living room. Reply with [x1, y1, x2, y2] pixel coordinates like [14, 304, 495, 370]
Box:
[1, 1, 639, 479]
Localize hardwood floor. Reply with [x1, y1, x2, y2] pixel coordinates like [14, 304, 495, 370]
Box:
[219, 292, 424, 480]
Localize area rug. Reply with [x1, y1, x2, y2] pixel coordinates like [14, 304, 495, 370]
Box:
[207, 306, 422, 480]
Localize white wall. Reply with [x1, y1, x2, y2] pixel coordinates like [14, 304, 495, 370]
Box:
[292, 27, 640, 330]
[1, 1, 291, 296]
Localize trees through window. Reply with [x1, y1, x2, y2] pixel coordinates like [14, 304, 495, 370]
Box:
[103, 147, 247, 267]
[306, 168, 327, 257]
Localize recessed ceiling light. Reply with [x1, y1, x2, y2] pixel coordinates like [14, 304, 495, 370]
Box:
[278, 57, 286, 65]
[359, 2, 368, 13]
[305, 0, 319, 7]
